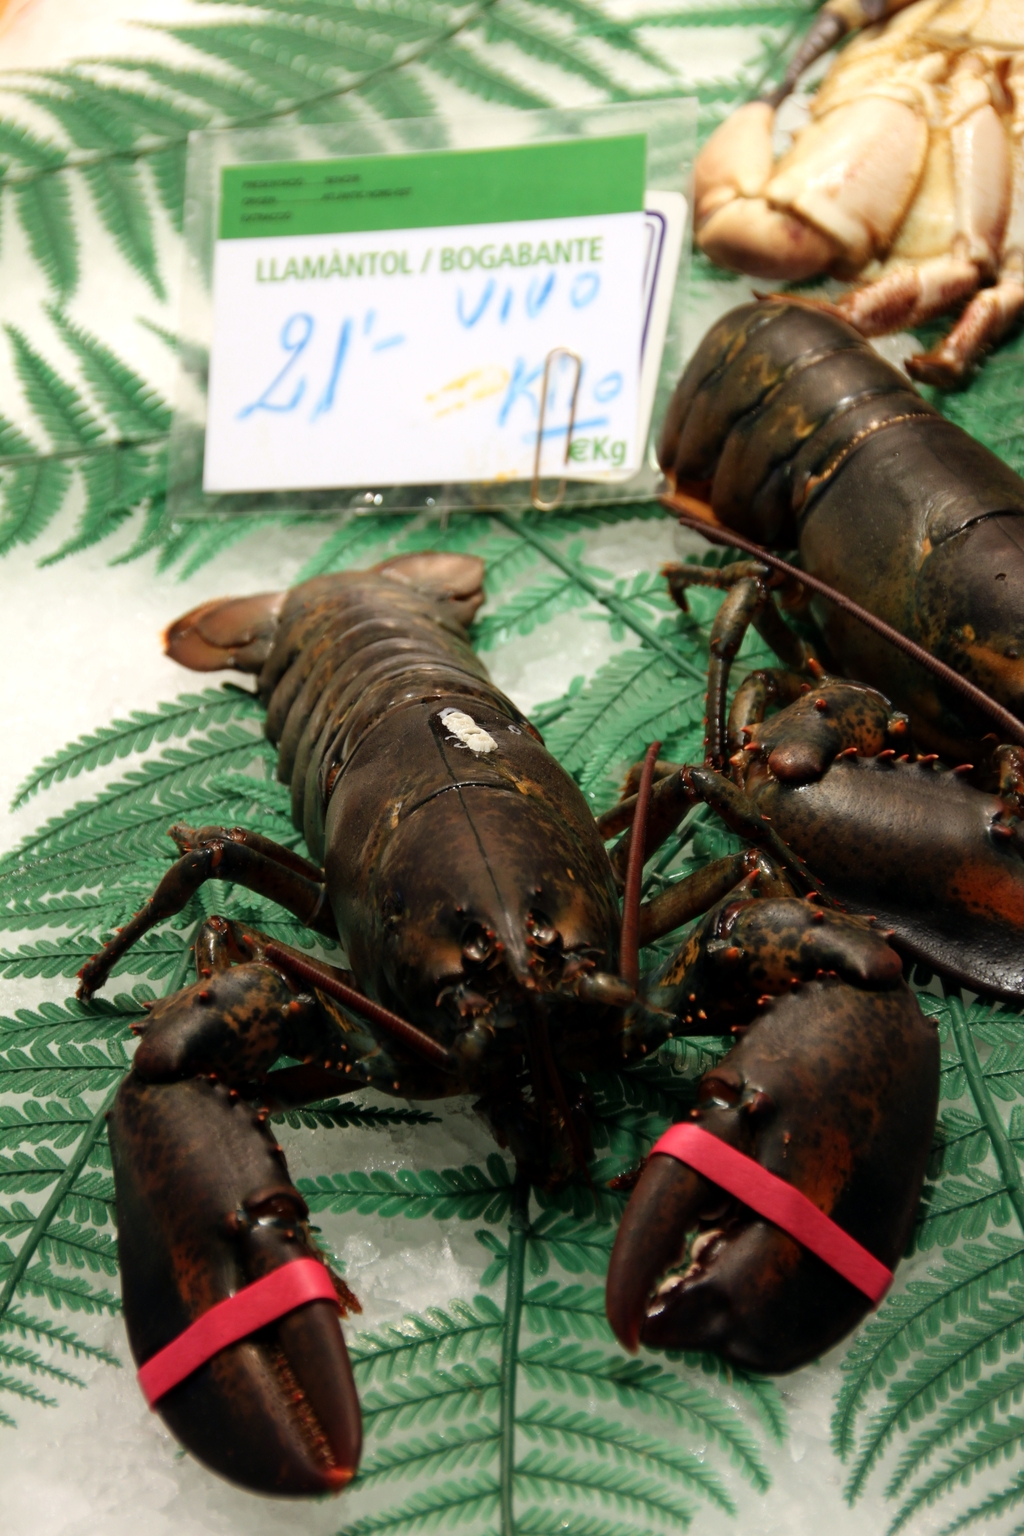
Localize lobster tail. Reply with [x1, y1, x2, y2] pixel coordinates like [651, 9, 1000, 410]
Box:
[164, 591, 287, 672]
[659, 299, 1024, 753]
[657, 299, 938, 547]
[164, 553, 485, 677]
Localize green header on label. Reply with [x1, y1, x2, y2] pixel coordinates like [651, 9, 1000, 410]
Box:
[219, 135, 646, 240]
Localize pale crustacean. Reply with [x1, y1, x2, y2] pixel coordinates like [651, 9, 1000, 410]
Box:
[694, 0, 1024, 384]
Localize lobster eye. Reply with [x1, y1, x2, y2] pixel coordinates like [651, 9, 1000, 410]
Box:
[526, 910, 560, 949]
[461, 922, 495, 965]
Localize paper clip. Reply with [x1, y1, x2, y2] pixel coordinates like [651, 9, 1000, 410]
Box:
[530, 347, 582, 512]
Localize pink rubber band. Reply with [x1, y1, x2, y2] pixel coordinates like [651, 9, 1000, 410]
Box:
[137, 1257, 340, 1408]
[650, 1123, 892, 1306]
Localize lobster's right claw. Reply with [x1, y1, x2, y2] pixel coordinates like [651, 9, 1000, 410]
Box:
[607, 969, 938, 1374]
[605, 1138, 841, 1373]
[112, 1074, 362, 1495]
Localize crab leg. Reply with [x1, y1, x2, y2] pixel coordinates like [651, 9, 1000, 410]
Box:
[834, 53, 1009, 340]
[765, 0, 919, 109]
[909, 57, 1024, 385]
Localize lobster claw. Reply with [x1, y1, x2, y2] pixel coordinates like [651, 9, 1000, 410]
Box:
[605, 1126, 836, 1372]
[607, 974, 938, 1373]
[111, 1074, 361, 1494]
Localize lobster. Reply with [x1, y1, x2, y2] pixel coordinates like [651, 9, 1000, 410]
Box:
[653, 298, 1024, 1000]
[75, 551, 938, 1495]
[659, 298, 1024, 760]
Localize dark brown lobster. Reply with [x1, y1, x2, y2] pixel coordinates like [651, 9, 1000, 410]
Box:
[659, 299, 1024, 760]
[653, 298, 1024, 1000]
[76, 552, 937, 1495]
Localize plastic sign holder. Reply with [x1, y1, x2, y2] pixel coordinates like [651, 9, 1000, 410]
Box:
[168, 98, 696, 522]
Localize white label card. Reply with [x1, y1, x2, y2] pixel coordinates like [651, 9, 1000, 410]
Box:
[202, 137, 683, 493]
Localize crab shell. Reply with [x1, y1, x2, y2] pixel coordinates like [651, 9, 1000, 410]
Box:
[693, 0, 1024, 379]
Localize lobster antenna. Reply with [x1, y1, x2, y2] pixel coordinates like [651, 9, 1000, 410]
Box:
[620, 740, 662, 992]
[530, 1003, 596, 1190]
[263, 942, 455, 1071]
[668, 504, 1024, 749]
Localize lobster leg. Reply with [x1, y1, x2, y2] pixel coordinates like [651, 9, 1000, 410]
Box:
[727, 668, 808, 756]
[77, 824, 338, 1000]
[113, 921, 367, 1494]
[664, 562, 819, 767]
[638, 850, 763, 949]
[611, 765, 825, 901]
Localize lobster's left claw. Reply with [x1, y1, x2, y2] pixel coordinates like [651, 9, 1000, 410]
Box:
[112, 1074, 362, 1495]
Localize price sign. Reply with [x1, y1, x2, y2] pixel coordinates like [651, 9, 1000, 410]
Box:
[202, 135, 684, 494]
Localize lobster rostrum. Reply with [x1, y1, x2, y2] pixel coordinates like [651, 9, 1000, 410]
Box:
[660, 298, 1024, 760]
[77, 552, 938, 1495]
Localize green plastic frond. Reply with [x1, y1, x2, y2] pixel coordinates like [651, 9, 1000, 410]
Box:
[11, 178, 78, 297]
[935, 1469, 1024, 1536]
[474, 572, 593, 650]
[342, 1473, 500, 1535]
[45, 308, 171, 436]
[886, 1357, 1024, 1500]
[0, 1371, 58, 1409]
[0, 460, 73, 558]
[0, 413, 34, 458]
[272, 1099, 440, 1130]
[514, 1512, 662, 1536]
[12, 1263, 121, 1317]
[887, 1416, 1024, 1536]
[301, 1156, 514, 1221]
[0, 1100, 95, 1150]
[0, 722, 268, 883]
[424, 38, 549, 109]
[845, 1298, 1024, 1502]
[522, 1281, 611, 1342]
[0, 1338, 85, 1389]
[357, 1419, 501, 1486]
[524, 1212, 615, 1279]
[38, 1221, 119, 1277]
[515, 1451, 696, 1523]
[518, 1339, 771, 1489]
[360, 1361, 502, 1436]
[350, 1296, 504, 1387]
[914, 1169, 1013, 1253]
[517, 1399, 736, 1512]
[475, 5, 629, 98]
[293, 512, 408, 581]
[4, 325, 103, 448]
[0, 1306, 118, 1365]
[11, 687, 255, 808]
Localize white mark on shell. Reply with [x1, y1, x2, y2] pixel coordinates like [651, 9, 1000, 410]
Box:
[440, 708, 497, 754]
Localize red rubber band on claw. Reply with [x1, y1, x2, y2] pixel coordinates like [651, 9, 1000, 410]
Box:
[649, 1124, 892, 1306]
[137, 1258, 340, 1408]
